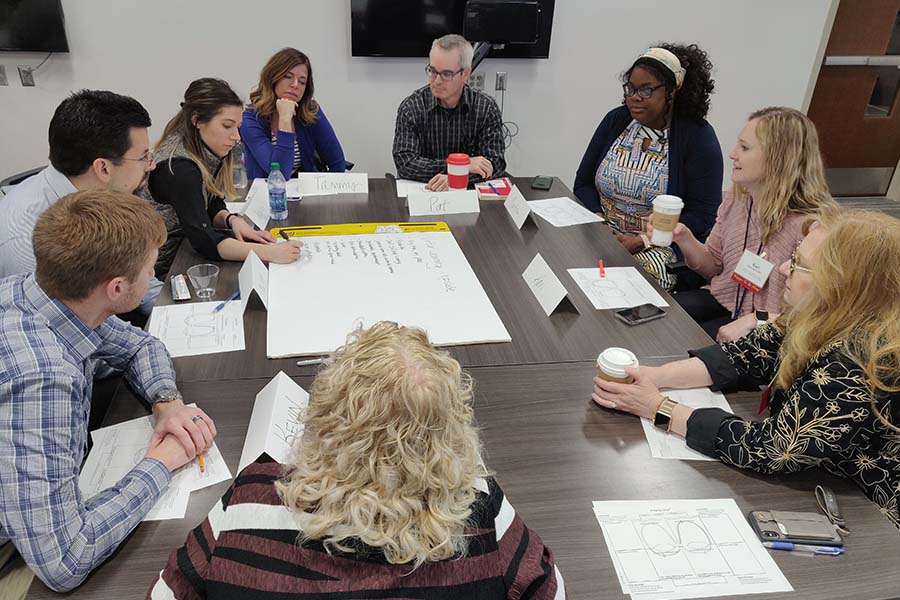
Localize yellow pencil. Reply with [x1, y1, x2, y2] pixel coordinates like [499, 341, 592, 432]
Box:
[198, 452, 206, 473]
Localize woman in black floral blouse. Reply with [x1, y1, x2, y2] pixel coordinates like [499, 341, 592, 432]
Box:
[593, 208, 900, 527]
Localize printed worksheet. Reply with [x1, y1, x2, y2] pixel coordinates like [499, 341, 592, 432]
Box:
[527, 197, 604, 226]
[568, 266, 668, 310]
[639, 389, 734, 461]
[592, 498, 792, 599]
[148, 301, 245, 357]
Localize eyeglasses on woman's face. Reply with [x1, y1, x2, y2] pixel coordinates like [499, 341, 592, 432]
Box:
[789, 244, 813, 277]
[622, 82, 665, 99]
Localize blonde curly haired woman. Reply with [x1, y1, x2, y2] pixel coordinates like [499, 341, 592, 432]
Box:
[595, 209, 900, 529]
[150, 322, 565, 599]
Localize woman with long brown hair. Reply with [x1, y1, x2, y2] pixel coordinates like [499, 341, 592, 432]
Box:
[150, 322, 564, 598]
[241, 48, 346, 180]
[141, 77, 302, 275]
[594, 209, 900, 529]
[659, 107, 837, 341]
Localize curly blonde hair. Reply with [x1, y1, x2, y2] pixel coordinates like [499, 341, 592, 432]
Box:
[276, 321, 487, 566]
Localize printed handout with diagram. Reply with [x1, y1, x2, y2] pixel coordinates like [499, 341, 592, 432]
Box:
[640, 388, 733, 461]
[568, 266, 668, 310]
[80, 406, 232, 521]
[526, 197, 604, 227]
[592, 498, 792, 600]
[148, 301, 245, 358]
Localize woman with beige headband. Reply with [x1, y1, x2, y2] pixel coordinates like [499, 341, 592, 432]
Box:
[574, 44, 723, 289]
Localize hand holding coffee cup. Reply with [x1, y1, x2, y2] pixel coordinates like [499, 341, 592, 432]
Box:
[596, 347, 639, 384]
[646, 221, 691, 245]
[649, 194, 685, 246]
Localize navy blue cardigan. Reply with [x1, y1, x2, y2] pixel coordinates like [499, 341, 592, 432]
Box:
[240, 107, 346, 180]
[573, 105, 723, 239]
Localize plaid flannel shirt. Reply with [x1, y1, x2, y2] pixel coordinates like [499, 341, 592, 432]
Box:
[0, 274, 175, 591]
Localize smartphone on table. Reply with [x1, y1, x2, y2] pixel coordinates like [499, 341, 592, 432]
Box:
[614, 303, 666, 326]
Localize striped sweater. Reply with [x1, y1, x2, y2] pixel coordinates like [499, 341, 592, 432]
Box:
[148, 458, 565, 599]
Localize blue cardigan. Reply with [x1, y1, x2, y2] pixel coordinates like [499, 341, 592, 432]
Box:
[573, 105, 723, 239]
[240, 106, 346, 180]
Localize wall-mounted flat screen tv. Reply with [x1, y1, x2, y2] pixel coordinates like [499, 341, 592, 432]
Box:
[0, 0, 69, 53]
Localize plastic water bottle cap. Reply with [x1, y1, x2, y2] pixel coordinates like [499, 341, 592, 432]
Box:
[271, 162, 280, 170]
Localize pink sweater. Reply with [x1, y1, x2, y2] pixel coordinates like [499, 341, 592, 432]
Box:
[691, 191, 807, 316]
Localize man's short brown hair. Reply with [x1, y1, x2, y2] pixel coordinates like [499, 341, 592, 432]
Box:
[33, 190, 166, 300]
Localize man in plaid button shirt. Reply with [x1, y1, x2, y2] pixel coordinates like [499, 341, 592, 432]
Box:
[0, 190, 216, 594]
[392, 34, 507, 192]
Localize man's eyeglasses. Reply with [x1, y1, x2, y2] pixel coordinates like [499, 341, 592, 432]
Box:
[789, 245, 813, 276]
[120, 150, 155, 165]
[622, 83, 665, 99]
[425, 65, 464, 82]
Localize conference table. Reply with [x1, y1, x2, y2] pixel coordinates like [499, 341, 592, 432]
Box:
[28, 178, 900, 599]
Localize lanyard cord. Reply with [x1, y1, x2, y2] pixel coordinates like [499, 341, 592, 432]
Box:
[732, 200, 764, 320]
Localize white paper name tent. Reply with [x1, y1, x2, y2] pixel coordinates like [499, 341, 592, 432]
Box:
[148, 301, 246, 358]
[239, 250, 269, 312]
[395, 178, 428, 197]
[522, 254, 572, 316]
[639, 388, 734, 461]
[296, 172, 369, 196]
[527, 197, 604, 227]
[567, 267, 668, 310]
[266, 231, 511, 358]
[408, 190, 480, 216]
[80, 406, 232, 521]
[227, 178, 272, 229]
[503, 185, 537, 229]
[238, 371, 310, 472]
[592, 498, 792, 599]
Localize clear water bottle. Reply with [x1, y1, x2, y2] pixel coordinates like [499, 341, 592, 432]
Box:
[231, 140, 248, 191]
[267, 162, 288, 221]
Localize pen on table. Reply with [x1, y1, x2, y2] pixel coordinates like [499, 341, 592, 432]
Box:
[279, 229, 290, 241]
[296, 357, 325, 367]
[487, 182, 500, 195]
[763, 541, 844, 555]
[212, 290, 240, 313]
[598, 259, 606, 278]
[197, 452, 206, 474]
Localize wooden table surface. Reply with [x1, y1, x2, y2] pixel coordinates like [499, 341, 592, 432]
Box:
[27, 177, 900, 598]
[29, 363, 900, 599]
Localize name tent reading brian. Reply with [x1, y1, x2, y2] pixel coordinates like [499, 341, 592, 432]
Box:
[267, 231, 510, 357]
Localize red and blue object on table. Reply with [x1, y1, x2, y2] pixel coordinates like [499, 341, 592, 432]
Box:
[475, 177, 513, 199]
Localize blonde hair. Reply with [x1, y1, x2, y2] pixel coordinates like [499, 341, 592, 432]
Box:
[776, 209, 900, 429]
[156, 78, 241, 199]
[737, 107, 836, 244]
[276, 322, 487, 566]
[33, 190, 166, 300]
[249, 48, 319, 126]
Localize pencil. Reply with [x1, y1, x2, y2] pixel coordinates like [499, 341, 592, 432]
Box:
[278, 229, 290, 241]
[197, 452, 206, 473]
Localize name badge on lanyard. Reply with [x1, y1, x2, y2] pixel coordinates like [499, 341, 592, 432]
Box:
[731, 250, 775, 294]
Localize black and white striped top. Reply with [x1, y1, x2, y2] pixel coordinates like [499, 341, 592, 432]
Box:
[392, 84, 507, 183]
[270, 132, 303, 176]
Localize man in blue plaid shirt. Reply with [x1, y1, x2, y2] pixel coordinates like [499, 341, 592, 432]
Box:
[0, 190, 217, 594]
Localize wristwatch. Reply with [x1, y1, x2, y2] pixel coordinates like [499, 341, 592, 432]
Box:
[755, 310, 769, 327]
[653, 396, 679, 432]
[153, 388, 184, 405]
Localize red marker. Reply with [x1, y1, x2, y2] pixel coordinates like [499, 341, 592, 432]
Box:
[598, 259, 605, 278]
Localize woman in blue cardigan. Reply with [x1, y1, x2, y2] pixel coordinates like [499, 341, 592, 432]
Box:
[241, 48, 346, 180]
[574, 44, 723, 288]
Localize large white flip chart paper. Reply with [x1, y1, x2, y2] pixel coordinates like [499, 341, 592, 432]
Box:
[266, 231, 511, 357]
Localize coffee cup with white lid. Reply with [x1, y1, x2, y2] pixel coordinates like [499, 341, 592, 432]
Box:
[650, 195, 684, 247]
[596, 347, 639, 384]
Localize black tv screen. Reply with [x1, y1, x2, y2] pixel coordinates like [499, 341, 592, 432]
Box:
[351, 0, 553, 59]
[0, 0, 69, 52]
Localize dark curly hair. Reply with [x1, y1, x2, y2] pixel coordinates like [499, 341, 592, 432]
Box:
[622, 43, 715, 122]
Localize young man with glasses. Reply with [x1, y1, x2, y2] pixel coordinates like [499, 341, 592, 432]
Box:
[392, 34, 506, 191]
[0, 90, 161, 314]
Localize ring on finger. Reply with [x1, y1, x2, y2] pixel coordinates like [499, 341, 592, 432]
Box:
[191, 415, 203, 423]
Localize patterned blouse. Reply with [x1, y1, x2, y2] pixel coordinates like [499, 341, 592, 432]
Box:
[594, 120, 669, 234]
[686, 323, 900, 529]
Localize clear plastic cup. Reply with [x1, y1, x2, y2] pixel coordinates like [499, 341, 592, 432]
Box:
[186, 264, 220, 299]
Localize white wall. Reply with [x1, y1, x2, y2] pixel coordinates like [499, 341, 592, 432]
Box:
[0, 0, 835, 188]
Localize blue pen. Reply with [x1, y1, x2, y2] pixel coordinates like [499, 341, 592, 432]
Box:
[212, 290, 240, 313]
[763, 541, 844, 555]
[487, 182, 500, 195]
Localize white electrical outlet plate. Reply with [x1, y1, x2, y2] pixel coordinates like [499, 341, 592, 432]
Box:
[18, 66, 34, 87]
[495, 71, 508, 91]
[471, 72, 485, 90]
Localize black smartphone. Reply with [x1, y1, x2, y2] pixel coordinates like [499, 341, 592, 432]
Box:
[614, 303, 666, 326]
[531, 175, 553, 191]
[748, 510, 844, 546]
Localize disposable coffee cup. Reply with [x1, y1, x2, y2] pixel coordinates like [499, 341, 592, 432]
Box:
[596, 347, 639, 384]
[447, 153, 470, 190]
[650, 194, 684, 247]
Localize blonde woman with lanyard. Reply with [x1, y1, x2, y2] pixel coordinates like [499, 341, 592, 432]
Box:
[653, 107, 836, 340]
[594, 209, 900, 529]
[574, 44, 722, 289]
